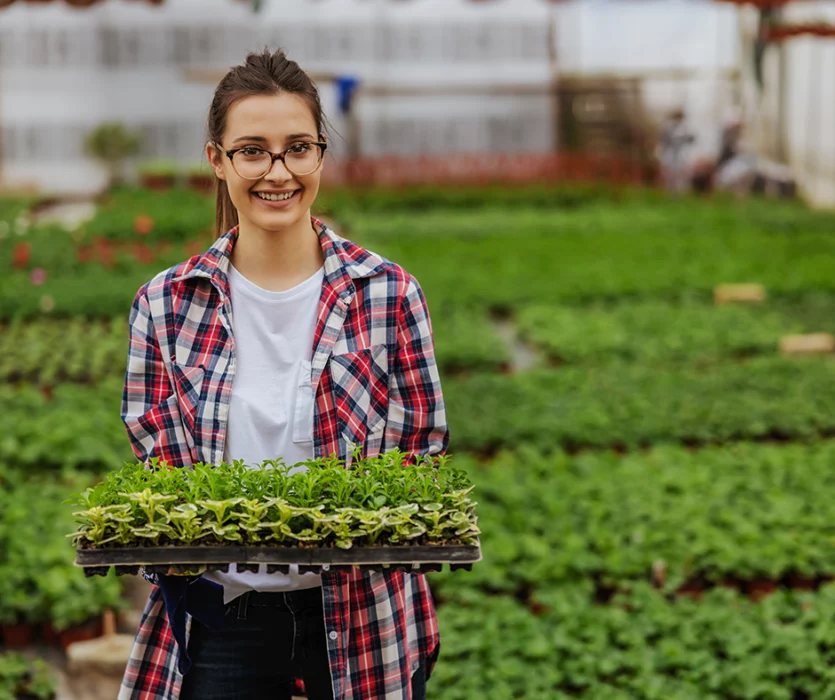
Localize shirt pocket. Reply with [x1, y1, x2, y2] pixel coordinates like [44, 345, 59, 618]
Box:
[292, 359, 315, 444]
[170, 361, 205, 454]
[328, 344, 389, 453]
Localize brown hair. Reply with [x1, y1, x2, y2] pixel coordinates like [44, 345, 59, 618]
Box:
[207, 48, 328, 236]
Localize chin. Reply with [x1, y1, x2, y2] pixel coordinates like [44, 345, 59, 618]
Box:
[252, 210, 305, 234]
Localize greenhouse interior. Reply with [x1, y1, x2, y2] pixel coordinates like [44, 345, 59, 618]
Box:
[3, 0, 835, 698]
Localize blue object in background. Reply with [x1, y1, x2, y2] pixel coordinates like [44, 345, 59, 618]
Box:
[336, 76, 360, 115]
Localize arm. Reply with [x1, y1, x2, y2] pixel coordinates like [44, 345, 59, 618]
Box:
[121, 284, 193, 469]
[384, 275, 450, 461]
[122, 285, 197, 586]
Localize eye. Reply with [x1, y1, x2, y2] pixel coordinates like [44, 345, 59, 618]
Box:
[288, 143, 312, 154]
[239, 147, 266, 157]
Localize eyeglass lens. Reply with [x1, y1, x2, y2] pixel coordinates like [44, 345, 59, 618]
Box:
[232, 145, 322, 178]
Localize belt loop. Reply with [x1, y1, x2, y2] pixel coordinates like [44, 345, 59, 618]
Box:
[237, 591, 250, 620]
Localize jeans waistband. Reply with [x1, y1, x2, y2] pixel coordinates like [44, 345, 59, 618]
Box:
[232, 586, 323, 610]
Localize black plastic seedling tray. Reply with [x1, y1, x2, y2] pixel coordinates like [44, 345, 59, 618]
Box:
[76, 543, 482, 577]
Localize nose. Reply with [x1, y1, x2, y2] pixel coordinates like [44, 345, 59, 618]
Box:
[265, 155, 293, 180]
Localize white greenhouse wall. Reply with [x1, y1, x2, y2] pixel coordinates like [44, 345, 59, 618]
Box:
[0, 0, 738, 194]
[740, 1, 835, 207]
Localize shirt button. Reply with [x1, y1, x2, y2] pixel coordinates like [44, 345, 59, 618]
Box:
[328, 630, 338, 641]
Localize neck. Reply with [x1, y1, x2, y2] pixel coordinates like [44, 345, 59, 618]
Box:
[230, 213, 324, 292]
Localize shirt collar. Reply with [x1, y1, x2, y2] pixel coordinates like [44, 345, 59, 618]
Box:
[171, 217, 388, 304]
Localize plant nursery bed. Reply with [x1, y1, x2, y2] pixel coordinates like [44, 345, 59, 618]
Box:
[76, 542, 481, 577]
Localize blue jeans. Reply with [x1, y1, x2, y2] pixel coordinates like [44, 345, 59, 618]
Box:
[181, 586, 427, 700]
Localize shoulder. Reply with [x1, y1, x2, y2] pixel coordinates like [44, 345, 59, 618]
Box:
[335, 233, 422, 303]
[131, 254, 203, 308]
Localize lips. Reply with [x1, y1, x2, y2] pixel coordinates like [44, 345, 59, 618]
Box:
[251, 188, 302, 208]
[253, 189, 300, 201]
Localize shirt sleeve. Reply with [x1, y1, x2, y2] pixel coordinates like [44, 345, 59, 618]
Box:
[121, 284, 193, 469]
[384, 274, 450, 460]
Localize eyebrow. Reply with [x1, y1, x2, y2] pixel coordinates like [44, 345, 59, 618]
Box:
[231, 133, 315, 145]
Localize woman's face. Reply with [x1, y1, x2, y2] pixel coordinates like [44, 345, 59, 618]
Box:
[207, 92, 325, 235]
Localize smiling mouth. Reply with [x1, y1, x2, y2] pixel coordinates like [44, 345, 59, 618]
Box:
[253, 189, 301, 202]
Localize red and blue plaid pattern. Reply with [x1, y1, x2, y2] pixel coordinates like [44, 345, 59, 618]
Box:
[118, 219, 449, 699]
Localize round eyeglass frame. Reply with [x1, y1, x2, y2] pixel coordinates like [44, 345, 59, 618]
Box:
[211, 140, 328, 179]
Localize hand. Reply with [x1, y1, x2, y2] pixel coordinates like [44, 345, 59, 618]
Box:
[163, 565, 208, 577]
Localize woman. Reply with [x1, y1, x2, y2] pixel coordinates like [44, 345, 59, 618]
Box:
[119, 48, 448, 700]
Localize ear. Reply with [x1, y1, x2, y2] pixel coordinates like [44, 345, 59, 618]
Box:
[319, 135, 328, 171]
[206, 141, 226, 181]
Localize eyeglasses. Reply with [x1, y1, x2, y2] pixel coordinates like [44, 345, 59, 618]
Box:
[212, 140, 328, 179]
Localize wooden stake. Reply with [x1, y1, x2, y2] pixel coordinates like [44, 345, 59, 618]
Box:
[779, 333, 835, 355]
[102, 608, 116, 637]
[652, 560, 666, 588]
[713, 283, 766, 304]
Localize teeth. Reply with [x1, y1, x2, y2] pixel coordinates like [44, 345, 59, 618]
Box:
[256, 190, 297, 201]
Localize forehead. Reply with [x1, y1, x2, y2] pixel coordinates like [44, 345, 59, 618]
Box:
[224, 93, 317, 143]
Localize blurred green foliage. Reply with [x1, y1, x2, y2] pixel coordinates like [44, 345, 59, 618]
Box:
[3, 185, 835, 698]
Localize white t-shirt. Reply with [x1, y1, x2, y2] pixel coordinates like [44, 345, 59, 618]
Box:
[202, 261, 325, 604]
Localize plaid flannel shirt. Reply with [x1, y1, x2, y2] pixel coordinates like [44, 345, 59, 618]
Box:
[118, 219, 449, 699]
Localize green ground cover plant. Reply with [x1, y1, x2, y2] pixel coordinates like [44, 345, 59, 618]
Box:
[432, 582, 835, 700]
[0, 266, 171, 319]
[0, 318, 126, 384]
[2, 294, 834, 384]
[431, 306, 510, 374]
[446, 356, 835, 453]
[314, 182, 639, 217]
[136, 159, 180, 177]
[515, 299, 809, 367]
[429, 442, 835, 599]
[68, 450, 478, 550]
[0, 652, 55, 700]
[0, 469, 123, 631]
[83, 186, 214, 244]
[1, 224, 79, 277]
[0, 310, 504, 382]
[0, 380, 126, 472]
[0, 222, 201, 319]
[7, 186, 835, 696]
[769, 291, 835, 332]
[10, 355, 835, 472]
[0, 197, 33, 229]
[0, 222, 187, 279]
[352, 203, 835, 309]
[7, 194, 835, 318]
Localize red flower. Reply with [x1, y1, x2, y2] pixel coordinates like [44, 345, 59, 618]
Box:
[76, 245, 93, 264]
[13, 242, 31, 269]
[134, 215, 154, 236]
[131, 242, 155, 265]
[92, 237, 115, 268]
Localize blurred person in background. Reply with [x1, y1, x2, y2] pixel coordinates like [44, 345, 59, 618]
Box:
[657, 107, 696, 193]
[119, 47, 448, 700]
[713, 109, 796, 199]
[712, 109, 758, 196]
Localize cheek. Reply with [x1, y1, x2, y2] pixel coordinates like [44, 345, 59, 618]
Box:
[227, 177, 253, 209]
[300, 174, 321, 204]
